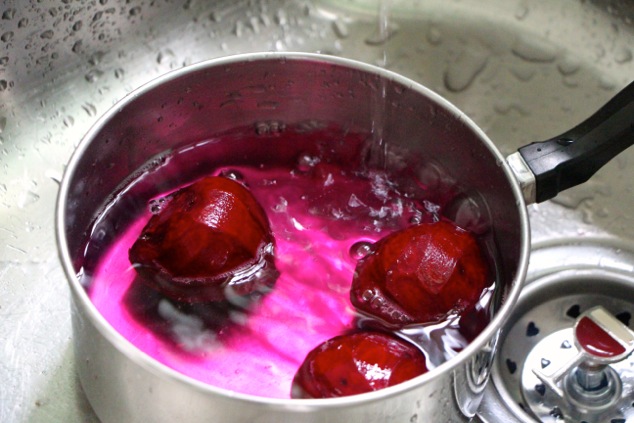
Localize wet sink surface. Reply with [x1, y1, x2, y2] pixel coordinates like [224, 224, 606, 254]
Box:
[1, 0, 633, 421]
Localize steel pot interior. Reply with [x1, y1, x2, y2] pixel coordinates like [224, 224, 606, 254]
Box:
[57, 52, 529, 422]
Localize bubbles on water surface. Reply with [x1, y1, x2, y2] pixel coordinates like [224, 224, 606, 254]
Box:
[295, 154, 320, 173]
[349, 241, 373, 260]
[219, 169, 245, 182]
[254, 121, 286, 135]
[148, 197, 170, 214]
[361, 288, 376, 302]
[272, 196, 288, 213]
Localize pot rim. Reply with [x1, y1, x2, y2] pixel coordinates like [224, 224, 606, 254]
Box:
[55, 51, 531, 408]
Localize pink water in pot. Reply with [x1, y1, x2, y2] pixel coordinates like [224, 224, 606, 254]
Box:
[81, 125, 496, 398]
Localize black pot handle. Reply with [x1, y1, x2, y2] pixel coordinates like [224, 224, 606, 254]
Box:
[518, 80, 634, 203]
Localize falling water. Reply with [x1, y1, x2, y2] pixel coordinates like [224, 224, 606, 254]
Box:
[365, 0, 393, 170]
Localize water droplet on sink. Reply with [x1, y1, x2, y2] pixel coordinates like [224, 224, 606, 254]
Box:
[1, 31, 14, 42]
[82, 103, 97, 117]
[514, 5, 529, 20]
[365, 2, 398, 46]
[156, 49, 175, 65]
[557, 55, 581, 76]
[114, 68, 125, 79]
[365, 24, 398, 46]
[209, 11, 222, 23]
[72, 40, 82, 53]
[129, 6, 141, 16]
[426, 26, 442, 45]
[614, 46, 632, 64]
[511, 35, 558, 63]
[598, 76, 616, 90]
[2, 8, 15, 20]
[18, 191, 40, 208]
[234, 20, 244, 37]
[72, 20, 83, 31]
[17, 18, 27, 28]
[63, 116, 74, 128]
[248, 16, 260, 34]
[85, 69, 103, 83]
[0, 80, 7, 91]
[444, 49, 488, 92]
[332, 19, 349, 38]
[88, 51, 106, 66]
[275, 9, 287, 26]
[510, 65, 535, 82]
[493, 100, 529, 116]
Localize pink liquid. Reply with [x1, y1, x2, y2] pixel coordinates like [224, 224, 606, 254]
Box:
[82, 127, 494, 398]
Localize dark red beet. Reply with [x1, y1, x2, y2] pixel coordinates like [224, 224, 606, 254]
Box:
[291, 331, 427, 398]
[350, 220, 489, 327]
[129, 176, 276, 302]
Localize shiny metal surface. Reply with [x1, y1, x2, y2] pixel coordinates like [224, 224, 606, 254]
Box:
[480, 240, 634, 423]
[506, 152, 537, 204]
[2, 0, 634, 422]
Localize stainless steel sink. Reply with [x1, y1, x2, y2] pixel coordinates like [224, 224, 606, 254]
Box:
[1, 1, 633, 421]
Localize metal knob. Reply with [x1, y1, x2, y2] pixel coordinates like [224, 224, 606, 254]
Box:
[533, 306, 634, 410]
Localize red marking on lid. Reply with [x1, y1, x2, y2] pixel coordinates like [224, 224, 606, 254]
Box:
[576, 316, 626, 358]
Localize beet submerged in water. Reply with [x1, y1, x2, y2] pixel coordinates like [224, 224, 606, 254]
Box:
[129, 176, 277, 302]
[350, 220, 490, 327]
[291, 331, 428, 398]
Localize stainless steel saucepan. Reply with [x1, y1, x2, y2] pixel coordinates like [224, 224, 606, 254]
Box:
[56, 52, 633, 422]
